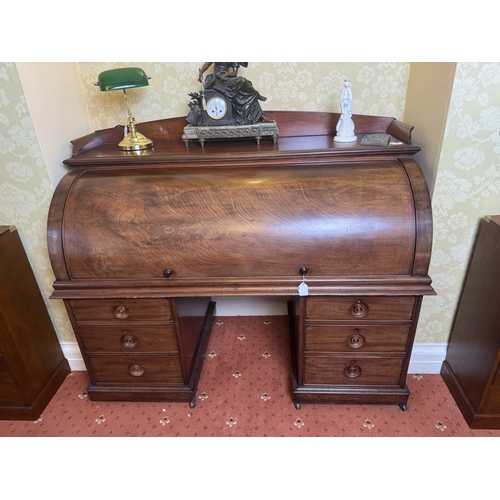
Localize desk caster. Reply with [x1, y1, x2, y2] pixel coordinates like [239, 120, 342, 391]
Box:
[294, 402, 301, 410]
[399, 403, 407, 412]
[190, 398, 196, 409]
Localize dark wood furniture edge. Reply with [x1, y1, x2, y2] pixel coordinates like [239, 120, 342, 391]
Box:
[292, 386, 411, 407]
[288, 300, 300, 409]
[71, 127, 124, 156]
[400, 158, 434, 278]
[85, 385, 195, 403]
[387, 119, 414, 144]
[485, 214, 500, 225]
[49, 278, 435, 300]
[187, 301, 216, 408]
[395, 297, 423, 411]
[440, 360, 480, 428]
[0, 358, 71, 420]
[441, 360, 500, 429]
[47, 170, 83, 281]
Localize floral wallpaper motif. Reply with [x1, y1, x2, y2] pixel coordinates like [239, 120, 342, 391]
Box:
[416, 62, 500, 343]
[0, 62, 73, 341]
[77, 62, 411, 129]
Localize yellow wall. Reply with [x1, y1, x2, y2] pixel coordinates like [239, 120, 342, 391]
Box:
[16, 63, 90, 186]
[404, 62, 456, 197]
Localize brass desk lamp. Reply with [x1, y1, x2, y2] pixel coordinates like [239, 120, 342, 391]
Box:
[96, 67, 153, 152]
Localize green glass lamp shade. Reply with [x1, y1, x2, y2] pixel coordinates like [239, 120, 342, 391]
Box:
[97, 67, 149, 91]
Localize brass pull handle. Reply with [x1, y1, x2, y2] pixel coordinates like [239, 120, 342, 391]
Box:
[113, 303, 130, 319]
[121, 333, 137, 348]
[129, 364, 144, 377]
[348, 330, 365, 349]
[344, 363, 362, 378]
[350, 299, 368, 318]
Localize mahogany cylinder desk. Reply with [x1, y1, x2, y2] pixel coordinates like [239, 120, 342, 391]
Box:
[47, 111, 434, 410]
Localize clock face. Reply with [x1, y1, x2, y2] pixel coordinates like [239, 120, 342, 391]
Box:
[206, 96, 227, 120]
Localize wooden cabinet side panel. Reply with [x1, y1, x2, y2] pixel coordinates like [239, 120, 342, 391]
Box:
[0, 228, 67, 401]
[47, 171, 81, 281]
[173, 297, 214, 385]
[445, 218, 500, 411]
[400, 159, 433, 277]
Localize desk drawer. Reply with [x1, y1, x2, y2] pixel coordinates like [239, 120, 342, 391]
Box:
[88, 355, 183, 385]
[78, 325, 178, 353]
[304, 356, 404, 385]
[306, 296, 415, 321]
[70, 298, 172, 323]
[305, 325, 410, 353]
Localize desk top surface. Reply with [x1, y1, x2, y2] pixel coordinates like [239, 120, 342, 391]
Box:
[64, 111, 420, 168]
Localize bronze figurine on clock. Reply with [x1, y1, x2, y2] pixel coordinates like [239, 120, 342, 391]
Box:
[183, 62, 278, 146]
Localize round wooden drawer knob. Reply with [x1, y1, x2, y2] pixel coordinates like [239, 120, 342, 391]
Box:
[128, 364, 144, 377]
[348, 331, 365, 349]
[121, 333, 137, 348]
[350, 299, 368, 318]
[113, 304, 130, 319]
[344, 363, 362, 378]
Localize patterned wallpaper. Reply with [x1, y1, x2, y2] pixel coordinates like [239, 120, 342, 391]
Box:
[1, 62, 498, 347]
[0, 62, 74, 341]
[417, 62, 500, 343]
[78, 62, 411, 129]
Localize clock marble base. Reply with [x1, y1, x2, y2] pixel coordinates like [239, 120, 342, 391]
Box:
[182, 121, 279, 147]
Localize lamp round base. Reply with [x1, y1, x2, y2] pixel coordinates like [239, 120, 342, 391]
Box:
[118, 132, 154, 152]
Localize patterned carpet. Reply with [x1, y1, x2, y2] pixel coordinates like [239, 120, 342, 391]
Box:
[1, 315, 499, 438]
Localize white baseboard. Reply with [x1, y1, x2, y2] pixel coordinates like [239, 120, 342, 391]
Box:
[408, 343, 448, 374]
[213, 296, 290, 316]
[60, 342, 86, 371]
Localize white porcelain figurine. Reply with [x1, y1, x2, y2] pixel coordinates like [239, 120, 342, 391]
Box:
[334, 78, 357, 143]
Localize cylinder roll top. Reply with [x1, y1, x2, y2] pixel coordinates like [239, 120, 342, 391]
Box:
[58, 161, 416, 281]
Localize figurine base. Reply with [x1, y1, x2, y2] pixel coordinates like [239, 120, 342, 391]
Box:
[182, 121, 279, 147]
[334, 135, 357, 143]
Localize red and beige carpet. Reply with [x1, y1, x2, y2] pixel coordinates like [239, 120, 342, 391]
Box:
[1, 315, 499, 437]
